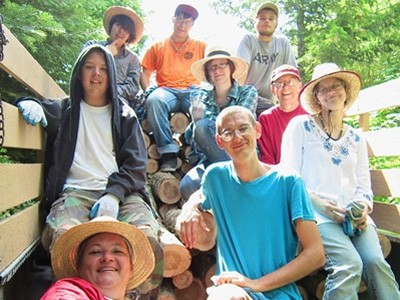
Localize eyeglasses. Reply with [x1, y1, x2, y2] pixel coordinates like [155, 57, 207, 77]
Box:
[271, 79, 298, 89]
[316, 83, 345, 96]
[173, 17, 193, 27]
[219, 124, 253, 142]
[207, 62, 229, 72]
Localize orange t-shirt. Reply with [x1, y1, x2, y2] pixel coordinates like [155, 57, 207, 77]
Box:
[141, 37, 206, 89]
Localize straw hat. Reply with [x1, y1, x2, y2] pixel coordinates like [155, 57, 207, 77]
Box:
[103, 6, 144, 44]
[191, 48, 249, 83]
[299, 63, 361, 114]
[51, 216, 155, 291]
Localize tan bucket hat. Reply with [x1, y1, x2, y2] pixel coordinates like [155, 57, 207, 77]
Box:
[51, 216, 155, 291]
[299, 63, 361, 114]
[191, 48, 249, 83]
[103, 6, 144, 44]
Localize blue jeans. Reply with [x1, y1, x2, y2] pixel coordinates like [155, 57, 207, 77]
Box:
[146, 87, 191, 155]
[319, 222, 400, 300]
[194, 118, 230, 163]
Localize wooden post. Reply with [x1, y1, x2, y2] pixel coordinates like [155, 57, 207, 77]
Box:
[146, 158, 159, 174]
[148, 143, 161, 160]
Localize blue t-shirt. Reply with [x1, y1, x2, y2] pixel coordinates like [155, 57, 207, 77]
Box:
[201, 162, 315, 299]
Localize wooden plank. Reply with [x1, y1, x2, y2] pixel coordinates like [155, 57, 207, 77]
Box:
[365, 127, 400, 157]
[0, 203, 40, 272]
[1, 102, 44, 149]
[370, 202, 400, 234]
[0, 25, 66, 99]
[346, 77, 400, 116]
[370, 169, 400, 198]
[0, 164, 43, 212]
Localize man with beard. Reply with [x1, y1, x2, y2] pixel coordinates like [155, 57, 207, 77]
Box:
[236, 2, 297, 116]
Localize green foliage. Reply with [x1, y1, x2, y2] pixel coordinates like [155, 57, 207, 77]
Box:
[0, 147, 13, 163]
[1, 0, 146, 93]
[0, 199, 39, 221]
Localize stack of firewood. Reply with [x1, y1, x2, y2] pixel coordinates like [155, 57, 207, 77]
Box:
[141, 114, 393, 299]
[142, 113, 217, 299]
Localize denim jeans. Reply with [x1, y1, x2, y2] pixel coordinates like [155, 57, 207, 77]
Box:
[146, 87, 191, 155]
[319, 222, 400, 300]
[193, 118, 230, 163]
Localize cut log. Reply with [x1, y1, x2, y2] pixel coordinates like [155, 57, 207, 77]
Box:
[158, 278, 177, 300]
[148, 143, 161, 160]
[141, 118, 151, 133]
[147, 158, 159, 174]
[159, 226, 191, 278]
[378, 233, 392, 258]
[172, 270, 193, 289]
[162, 205, 216, 251]
[150, 172, 182, 204]
[175, 277, 207, 300]
[143, 131, 151, 149]
[170, 112, 189, 134]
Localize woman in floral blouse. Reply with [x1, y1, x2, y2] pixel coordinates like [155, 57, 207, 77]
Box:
[280, 63, 400, 299]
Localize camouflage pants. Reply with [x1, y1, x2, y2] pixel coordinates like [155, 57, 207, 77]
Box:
[42, 188, 164, 296]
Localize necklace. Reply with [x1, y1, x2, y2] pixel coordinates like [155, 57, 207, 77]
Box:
[169, 36, 189, 55]
[318, 113, 343, 141]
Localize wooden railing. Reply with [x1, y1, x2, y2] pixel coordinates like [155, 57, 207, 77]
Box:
[0, 24, 65, 299]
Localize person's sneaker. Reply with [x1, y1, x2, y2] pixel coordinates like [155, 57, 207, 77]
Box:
[160, 153, 178, 172]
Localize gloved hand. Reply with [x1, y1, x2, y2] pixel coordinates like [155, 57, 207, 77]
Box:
[89, 193, 120, 219]
[17, 100, 48, 127]
[189, 92, 206, 122]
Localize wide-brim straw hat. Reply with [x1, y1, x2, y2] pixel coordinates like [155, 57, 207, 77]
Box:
[299, 63, 361, 114]
[51, 216, 155, 291]
[103, 6, 144, 44]
[191, 49, 249, 83]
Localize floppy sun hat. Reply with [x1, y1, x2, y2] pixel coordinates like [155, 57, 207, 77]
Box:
[103, 6, 144, 44]
[191, 48, 249, 83]
[299, 62, 361, 114]
[51, 216, 155, 291]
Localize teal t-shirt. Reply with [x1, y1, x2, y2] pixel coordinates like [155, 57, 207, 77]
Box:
[201, 162, 315, 299]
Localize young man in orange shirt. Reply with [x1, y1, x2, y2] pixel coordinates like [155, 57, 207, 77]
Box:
[140, 4, 206, 172]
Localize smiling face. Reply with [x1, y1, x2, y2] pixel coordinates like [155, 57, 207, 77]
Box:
[77, 233, 133, 296]
[81, 50, 109, 106]
[271, 74, 302, 105]
[314, 77, 347, 112]
[216, 110, 261, 161]
[206, 58, 233, 85]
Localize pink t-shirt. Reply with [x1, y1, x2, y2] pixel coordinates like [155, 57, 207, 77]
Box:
[258, 105, 307, 164]
[40, 277, 106, 300]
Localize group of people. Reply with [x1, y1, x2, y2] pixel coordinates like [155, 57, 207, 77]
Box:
[14, 1, 400, 300]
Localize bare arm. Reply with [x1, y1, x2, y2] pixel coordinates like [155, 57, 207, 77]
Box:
[140, 67, 153, 91]
[214, 220, 325, 293]
[177, 189, 210, 249]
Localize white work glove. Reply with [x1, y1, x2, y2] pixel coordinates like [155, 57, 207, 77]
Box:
[189, 92, 206, 122]
[17, 100, 48, 127]
[89, 193, 120, 219]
